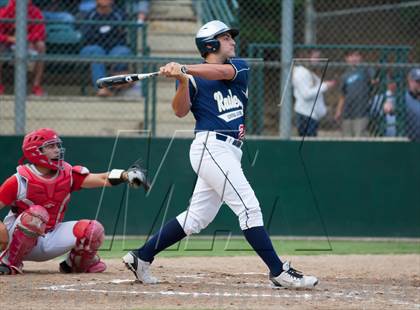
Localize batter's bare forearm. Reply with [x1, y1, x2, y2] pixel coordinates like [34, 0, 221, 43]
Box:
[172, 79, 191, 117]
[185, 64, 235, 80]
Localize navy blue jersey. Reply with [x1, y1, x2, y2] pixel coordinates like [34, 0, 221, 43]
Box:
[178, 58, 249, 139]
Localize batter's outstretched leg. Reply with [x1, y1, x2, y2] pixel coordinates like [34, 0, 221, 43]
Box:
[243, 226, 318, 289]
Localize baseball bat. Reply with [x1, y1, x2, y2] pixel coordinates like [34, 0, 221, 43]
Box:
[96, 72, 160, 89]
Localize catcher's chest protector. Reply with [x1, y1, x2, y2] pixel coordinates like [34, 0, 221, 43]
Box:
[14, 163, 73, 231]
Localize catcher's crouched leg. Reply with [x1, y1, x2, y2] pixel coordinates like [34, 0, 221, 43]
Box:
[0, 205, 49, 275]
[60, 220, 106, 273]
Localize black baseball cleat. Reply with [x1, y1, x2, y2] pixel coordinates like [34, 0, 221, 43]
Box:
[0, 263, 12, 275]
[270, 261, 318, 289]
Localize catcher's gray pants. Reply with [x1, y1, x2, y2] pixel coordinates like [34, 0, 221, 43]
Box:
[2, 211, 77, 261]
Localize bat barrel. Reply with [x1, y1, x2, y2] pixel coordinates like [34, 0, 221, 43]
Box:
[96, 76, 133, 89]
[96, 72, 159, 89]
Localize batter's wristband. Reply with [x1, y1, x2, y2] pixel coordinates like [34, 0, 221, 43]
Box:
[108, 169, 126, 186]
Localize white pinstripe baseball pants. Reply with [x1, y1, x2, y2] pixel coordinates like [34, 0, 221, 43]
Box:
[177, 131, 263, 235]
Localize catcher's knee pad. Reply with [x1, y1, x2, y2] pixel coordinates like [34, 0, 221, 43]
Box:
[67, 220, 106, 273]
[176, 210, 213, 236]
[18, 205, 50, 236]
[0, 205, 49, 273]
[73, 219, 105, 250]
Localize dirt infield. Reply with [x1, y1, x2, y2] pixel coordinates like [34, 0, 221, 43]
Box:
[0, 255, 419, 310]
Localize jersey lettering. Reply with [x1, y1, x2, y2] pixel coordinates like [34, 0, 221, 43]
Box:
[214, 89, 243, 112]
[218, 109, 244, 122]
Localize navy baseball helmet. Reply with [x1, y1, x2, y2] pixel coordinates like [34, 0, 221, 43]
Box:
[195, 20, 239, 57]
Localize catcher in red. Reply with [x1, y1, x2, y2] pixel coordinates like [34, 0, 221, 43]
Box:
[0, 128, 149, 275]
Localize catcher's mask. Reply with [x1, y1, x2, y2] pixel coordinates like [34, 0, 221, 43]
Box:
[19, 128, 65, 170]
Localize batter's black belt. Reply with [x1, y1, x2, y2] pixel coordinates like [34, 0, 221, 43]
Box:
[215, 133, 243, 148]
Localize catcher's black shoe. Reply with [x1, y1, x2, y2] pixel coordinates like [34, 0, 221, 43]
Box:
[0, 263, 12, 275]
[59, 260, 73, 273]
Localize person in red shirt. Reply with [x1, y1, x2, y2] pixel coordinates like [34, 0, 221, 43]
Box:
[0, 0, 46, 96]
[0, 127, 149, 275]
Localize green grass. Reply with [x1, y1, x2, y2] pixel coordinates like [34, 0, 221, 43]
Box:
[97, 238, 420, 259]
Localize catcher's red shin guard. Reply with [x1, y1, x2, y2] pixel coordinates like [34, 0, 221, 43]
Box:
[65, 220, 106, 273]
[0, 205, 49, 274]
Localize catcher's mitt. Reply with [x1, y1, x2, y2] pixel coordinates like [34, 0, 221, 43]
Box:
[0, 221, 9, 251]
[126, 164, 150, 191]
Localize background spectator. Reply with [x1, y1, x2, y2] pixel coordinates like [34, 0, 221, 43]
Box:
[0, 0, 46, 96]
[79, 0, 131, 97]
[135, 0, 150, 24]
[79, 0, 96, 13]
[405, 68, 420, 142]
[292, 50, 336, 137]
[369, 78, 397, 137]
[39, 0, 75, 23]
[335, 51, 377, 137]
[79, 0, 150, 23]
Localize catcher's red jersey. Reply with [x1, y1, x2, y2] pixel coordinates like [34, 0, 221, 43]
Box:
[0, 163, 88, 231]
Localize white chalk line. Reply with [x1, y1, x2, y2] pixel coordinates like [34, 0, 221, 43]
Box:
[174, 275, 273, 288]
[39, 278, 309, 299]
[37, 277, 420, 306]
[175, 274, 206, 279]
[40, 286, 311, 299]
[42, 278, 275, 290]
[174, 272, 266, 277]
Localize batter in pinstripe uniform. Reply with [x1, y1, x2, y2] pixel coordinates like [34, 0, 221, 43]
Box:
[123, 20, 318, 289]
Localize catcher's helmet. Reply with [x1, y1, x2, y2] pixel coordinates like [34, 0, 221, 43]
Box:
[19, 128, 65, 170]
[195, 20, 239, 57]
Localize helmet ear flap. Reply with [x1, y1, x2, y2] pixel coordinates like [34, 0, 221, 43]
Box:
[197, 38, 220, 57]
[210, 39, 220, 52]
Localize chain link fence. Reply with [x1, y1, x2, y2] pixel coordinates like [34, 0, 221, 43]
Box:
[0, 0, 153, 136]
[238, 0, 419, 141]
[0, 0, 419, 141]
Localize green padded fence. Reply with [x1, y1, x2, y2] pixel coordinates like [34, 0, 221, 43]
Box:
[1, 136, 419, 238]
